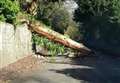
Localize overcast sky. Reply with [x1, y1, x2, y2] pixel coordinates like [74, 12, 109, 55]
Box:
[64, 0, 78, 15]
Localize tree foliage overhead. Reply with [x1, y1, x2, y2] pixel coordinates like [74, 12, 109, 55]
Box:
[74, 0, 120, 45]
[74, 0, 120, 21]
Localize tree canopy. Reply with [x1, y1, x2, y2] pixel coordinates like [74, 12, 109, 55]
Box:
[74, 0, 120, 46]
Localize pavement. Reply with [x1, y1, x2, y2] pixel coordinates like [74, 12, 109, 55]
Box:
[2, 52, 120, 83]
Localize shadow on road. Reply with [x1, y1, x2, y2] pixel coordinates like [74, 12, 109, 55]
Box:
[1, 52, 120, 83]
[50, 52, 120, 83]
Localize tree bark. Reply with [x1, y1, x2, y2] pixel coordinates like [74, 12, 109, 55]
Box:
[28, 21, 91, 55]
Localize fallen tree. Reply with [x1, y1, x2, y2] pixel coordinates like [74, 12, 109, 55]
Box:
[28, 21, 91, 55]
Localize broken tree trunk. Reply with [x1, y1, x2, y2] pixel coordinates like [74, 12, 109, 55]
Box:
[28, 21, 91, 55]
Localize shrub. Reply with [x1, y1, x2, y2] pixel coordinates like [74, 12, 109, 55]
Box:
[0, 0, 20, 23]
[32, 33, 66, 56]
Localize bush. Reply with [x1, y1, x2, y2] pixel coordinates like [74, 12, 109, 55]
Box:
[32, 33, 66, 56]
[0, 0, 20, 23]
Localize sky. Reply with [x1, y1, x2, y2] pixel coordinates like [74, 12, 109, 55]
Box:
[64, 0, 78, 15]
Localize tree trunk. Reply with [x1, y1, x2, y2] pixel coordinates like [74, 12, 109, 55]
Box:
[28, 21, 91, 55]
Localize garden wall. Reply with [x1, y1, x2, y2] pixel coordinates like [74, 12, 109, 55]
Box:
[0, 22, 32, 68]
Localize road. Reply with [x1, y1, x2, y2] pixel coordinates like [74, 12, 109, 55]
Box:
[1, 52, 120, 83]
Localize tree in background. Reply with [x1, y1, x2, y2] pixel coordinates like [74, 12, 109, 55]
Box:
[37, 0, 79, 38]
[51, 8, 70, 34]
[36, 0, 65, 26]
[74, 0, 120, 45]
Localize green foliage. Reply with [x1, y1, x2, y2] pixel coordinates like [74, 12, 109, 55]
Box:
[32, 33, 66, 56]
[0, 14, 6, 22]
[51, 9, 70, 34]
[36, 0, 71, 34]
[64, 21, 80, 41]
[14, 12, 35, 25]
[0, 0, 20, 23]
[36, 0, 61, 25]
[74, 0, 119, 21]
[74, 0, 120, 45]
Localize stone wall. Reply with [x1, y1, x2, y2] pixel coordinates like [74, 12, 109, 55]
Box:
[0, 22, 32, 68]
